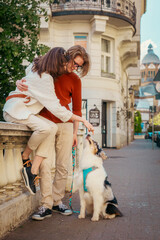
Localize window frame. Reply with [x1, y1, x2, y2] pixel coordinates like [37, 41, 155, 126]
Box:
[101, 37, 114, 77]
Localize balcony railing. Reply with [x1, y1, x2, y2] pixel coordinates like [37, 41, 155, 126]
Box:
[50, 0, 136, 27]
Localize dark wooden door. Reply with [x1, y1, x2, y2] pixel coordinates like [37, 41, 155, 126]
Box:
[102, 101, 107, 148]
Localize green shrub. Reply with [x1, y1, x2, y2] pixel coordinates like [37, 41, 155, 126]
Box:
[134, 111, 142, 133]
[0, 0, 50, 121]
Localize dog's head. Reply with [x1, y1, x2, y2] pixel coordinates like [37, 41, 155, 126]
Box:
[85, 134, 107, 160]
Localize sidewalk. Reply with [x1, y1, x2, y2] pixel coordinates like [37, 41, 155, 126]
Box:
[2, 139, 160, 240]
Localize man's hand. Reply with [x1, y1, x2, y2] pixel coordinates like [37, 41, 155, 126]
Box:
[16, 79, 28, 92]
[72, 133, 78, 147]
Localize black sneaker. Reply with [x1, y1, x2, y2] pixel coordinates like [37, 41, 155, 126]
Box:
[32, 206, 52, 221]
[52, 203, 72, 216]
[21, 152, 32, 167]
[22, 167, 36, 195]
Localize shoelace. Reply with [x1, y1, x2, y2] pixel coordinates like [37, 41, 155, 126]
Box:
[23, 160, 32, 167]
[59, 203, 68, 210]
[33, 176, 41, 186]
[38, 206, 46, 214]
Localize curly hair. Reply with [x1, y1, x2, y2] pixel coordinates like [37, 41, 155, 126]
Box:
[66, 45, 90, 77]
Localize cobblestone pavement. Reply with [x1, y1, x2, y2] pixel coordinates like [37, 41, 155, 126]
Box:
[2, 139, 160, 240]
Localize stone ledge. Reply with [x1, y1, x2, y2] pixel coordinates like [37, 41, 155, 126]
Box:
[0, 191, 40, 239]
[0, 121, 31, 131]
[0, 122, 32, 137]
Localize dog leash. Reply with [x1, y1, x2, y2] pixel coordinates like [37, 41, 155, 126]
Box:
[69, 146, 80, 214]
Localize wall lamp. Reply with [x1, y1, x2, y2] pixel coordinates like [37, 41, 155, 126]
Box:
[129, 85, 134, 95]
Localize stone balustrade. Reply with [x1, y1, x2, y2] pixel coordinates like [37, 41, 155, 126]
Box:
[0, 121, 84, 237]
[0, 122, 32, 205]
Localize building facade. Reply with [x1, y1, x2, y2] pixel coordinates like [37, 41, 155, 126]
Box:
[39, 0, 146, 148]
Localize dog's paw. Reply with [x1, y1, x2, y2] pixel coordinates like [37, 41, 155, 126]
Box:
[91, 216, 99, 221]
[78, 214, 85, 219]
[105, 214, 116, 219]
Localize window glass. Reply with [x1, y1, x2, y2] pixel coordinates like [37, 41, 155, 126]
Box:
[106, 56, 110, 73]
[74, 35, 87, 49]
[102, 39, 110, 53]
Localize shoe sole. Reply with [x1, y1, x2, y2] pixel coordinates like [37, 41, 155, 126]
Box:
[22, 168, 35, 195]
[52, 210, 72, 216]
[32, 214, 52, 221]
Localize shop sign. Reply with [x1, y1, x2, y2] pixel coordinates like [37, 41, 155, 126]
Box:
[89, 106, 100, 127]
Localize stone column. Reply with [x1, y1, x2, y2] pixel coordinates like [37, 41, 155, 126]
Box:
[0, 143, 8, 204]
[4, 143, 19, 200]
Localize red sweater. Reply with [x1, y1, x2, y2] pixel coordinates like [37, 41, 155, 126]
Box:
[39, 72, 82, 123]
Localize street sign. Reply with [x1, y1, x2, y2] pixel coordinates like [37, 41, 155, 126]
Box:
[89, 106, 100, 127]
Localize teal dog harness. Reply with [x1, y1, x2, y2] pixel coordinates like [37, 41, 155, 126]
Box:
[83, 167, 98, 192]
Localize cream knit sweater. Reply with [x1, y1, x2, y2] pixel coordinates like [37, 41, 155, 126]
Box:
[3, 67, 72, 122]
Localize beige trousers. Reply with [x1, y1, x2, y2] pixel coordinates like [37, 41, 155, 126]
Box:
[3, 112, 58, 158]
[39, 122, 73, 209]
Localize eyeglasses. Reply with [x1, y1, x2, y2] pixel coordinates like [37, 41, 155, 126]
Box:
[73, 60, 83, 71]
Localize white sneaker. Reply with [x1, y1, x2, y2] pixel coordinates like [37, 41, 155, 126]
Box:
[52, 203, 72, 216]
[32, 206, 52, 220]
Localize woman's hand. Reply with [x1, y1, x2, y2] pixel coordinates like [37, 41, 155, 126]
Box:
[83, 120, 94, 134]
[16, 79, 28, 92]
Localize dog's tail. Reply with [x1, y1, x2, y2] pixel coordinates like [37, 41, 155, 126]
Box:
[104, 176, 123, 217]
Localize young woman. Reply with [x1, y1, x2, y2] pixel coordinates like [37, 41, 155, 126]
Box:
[3, 47, 94, 195]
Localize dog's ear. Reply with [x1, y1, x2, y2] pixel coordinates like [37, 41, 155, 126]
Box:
[96, 143, 107, 160]
[98, 150, 107, 160]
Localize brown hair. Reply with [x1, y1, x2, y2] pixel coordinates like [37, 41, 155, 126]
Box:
[66, 45, 90, 77]
[32, 47, 68, 79]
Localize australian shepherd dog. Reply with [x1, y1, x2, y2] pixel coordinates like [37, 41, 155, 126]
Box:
[75, 134, 123, 221]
